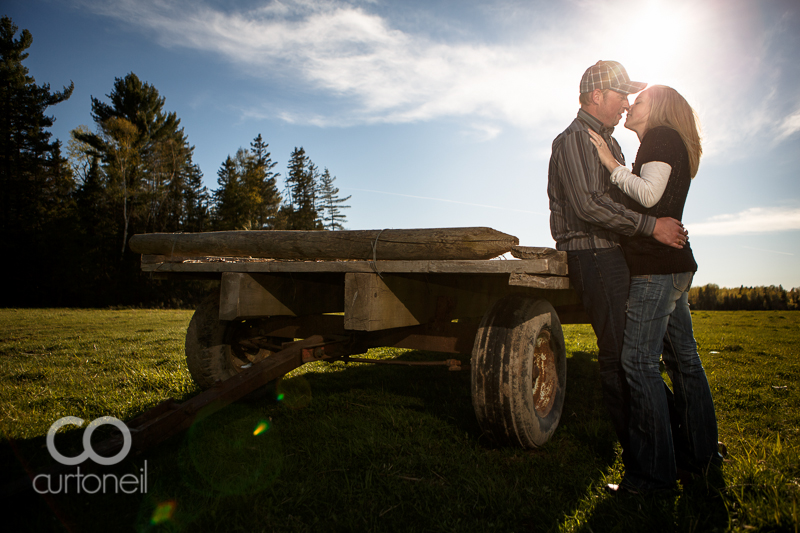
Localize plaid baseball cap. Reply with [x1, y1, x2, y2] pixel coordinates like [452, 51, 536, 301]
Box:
[580, 60, 646, 95]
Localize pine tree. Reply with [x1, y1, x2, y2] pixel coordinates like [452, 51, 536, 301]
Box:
[316, 168, 350, 230]
[82, 73, 182, 148]
[68, 72, 202, 304]
[211, 135, 283, 230]
[213, 155, 245, 230]
[72, 73, 194, 251]
[0, 16, 75, 305]
[248, 134, 281, 229]
[281, 147, 321, 230]
[183, 163, 209, 232]
[0, 15, 74, 248]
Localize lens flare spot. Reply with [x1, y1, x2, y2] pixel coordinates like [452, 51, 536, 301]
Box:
[185, 404, 283, 495]
[253, 420, 269, 436]
[276, 376, 312, 410]
[150, 500, 176, 525]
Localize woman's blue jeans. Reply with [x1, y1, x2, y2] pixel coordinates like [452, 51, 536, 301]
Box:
[621, 272, 720, 491]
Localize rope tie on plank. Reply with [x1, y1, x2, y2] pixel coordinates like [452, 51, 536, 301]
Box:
[369, 229, 387, 278]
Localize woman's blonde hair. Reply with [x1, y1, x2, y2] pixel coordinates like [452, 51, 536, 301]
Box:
[644, 85, 703, 178]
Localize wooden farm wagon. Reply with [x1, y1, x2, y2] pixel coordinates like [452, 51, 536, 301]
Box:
[129, 227, 588, 449]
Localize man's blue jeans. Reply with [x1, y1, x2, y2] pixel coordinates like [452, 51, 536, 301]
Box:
[621, 272, 720, 491]
[567, 246, 632, 461]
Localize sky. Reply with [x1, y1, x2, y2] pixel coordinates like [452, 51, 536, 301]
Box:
[6, 0, 800, 288]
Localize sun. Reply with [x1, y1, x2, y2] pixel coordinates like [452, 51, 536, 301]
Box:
[605, 0, 694, 89]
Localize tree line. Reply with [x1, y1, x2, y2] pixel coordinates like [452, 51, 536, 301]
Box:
[1, 16, 349, 307]
[689, 284, 800, 311]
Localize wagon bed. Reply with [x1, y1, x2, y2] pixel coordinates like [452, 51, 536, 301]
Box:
[132, 229, 588, 449]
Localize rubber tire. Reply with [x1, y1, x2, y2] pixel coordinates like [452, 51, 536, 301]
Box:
[471, 294, 567, 448]
[185, 289, 239, 389]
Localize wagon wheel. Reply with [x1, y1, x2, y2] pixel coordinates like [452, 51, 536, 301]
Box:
[185, 289, 291, 390]
[471, 294, 567, 448]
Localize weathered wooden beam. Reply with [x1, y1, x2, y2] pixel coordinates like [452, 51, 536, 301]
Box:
[219, 272, 345, 320]
[508, 273, 571, 290]
[141, 257, 567, 276]
[130, 227, 519, 261]
[510, 246, 568, 262]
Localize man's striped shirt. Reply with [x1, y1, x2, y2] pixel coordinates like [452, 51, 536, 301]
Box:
[547, 109, 655, 251]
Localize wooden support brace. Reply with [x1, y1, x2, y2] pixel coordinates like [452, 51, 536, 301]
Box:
[345, 273, 508, 331]
[219, 272, 344, 320]
[344, 272, 583, 331]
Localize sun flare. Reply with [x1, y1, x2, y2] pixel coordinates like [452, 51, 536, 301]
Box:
[605, 0, 697, 89]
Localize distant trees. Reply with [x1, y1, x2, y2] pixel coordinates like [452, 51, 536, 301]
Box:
[0, 15, 355, 307]
[0, 14, 75, 232]
[0, 15, 75, 305]
[212, 144, 351, 231]
[689, 284, 800, 311]
[72, 73, 206, 246]
[279, 147, 322, 230]
[54, 72, 212, 305]
[212, 134, 280, 230]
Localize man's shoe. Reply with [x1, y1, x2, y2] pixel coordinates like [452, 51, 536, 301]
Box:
[604, 483, 639, 496]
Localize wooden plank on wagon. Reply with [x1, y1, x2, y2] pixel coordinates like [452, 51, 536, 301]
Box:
[142, 258, 567, 276]
[219, 272, 345, 320]
[129, 227, 518, 261]
[510, 246, 568, 263]
[508, 273, 571, 290]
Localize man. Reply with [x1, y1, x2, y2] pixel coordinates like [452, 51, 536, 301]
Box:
[547, 60, 686, 479]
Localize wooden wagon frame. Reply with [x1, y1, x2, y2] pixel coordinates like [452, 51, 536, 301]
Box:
[127, 227, 589, 450]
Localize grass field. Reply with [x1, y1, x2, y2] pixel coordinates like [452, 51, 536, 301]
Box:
[1, 308, 798, 532]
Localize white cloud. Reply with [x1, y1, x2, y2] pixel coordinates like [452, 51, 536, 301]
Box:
[689, 207, 800, 236]
[462, 123, 503, 143]
[776, 108, 800, 142]
[71, 0, 595, 132]
[75, 0, 800, 155]
[740, 245, 794, 257]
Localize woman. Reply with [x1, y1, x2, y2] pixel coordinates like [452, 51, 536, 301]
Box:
[588, 85, 722, 493]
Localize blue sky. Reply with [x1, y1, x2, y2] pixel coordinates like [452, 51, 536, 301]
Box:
[6, 0, 800, 288]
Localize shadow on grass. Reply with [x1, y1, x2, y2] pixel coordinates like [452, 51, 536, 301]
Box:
[0, 348, 647, 532]
[573, 481, 729, 533]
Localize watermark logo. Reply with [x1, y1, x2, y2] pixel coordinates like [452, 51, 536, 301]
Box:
[46, 416, 131, 466]
[34, 416, 147, 495]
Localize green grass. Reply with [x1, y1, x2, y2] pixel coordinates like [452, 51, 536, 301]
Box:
[0, 309, 197, 439]
[1, 309, 799, 532]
